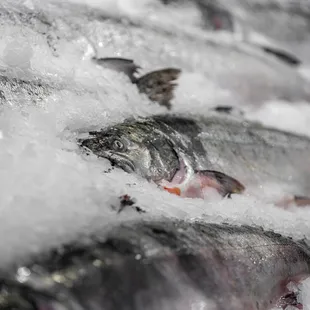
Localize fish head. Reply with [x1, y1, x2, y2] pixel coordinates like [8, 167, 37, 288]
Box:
[80, 120, 180, 183]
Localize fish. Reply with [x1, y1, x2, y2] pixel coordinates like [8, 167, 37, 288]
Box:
[0, 74, 54, 106]
[0, 1, 100, 107]
[0, 219, 309, 310]
[79, 114, 310, 203]
[212, 0, 309, 65]
[92, 57, 181, 110]
[162, 0, 302, 67]
[2, 0, 310, 108]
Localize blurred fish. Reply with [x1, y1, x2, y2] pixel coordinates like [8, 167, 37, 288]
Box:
[0, 1, 98, 106]
[205, 0, 308, 65]
[2, 0, 310, 107]
[92, 57, 181, 109]
[260, 45, 301, 67]
[0, 74, 53, 106]
[160, 0, 302, 66]
[80, 114, 310, 204]
[0, 219, 309, 310]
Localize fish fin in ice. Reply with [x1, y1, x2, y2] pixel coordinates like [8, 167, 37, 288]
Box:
[92, 57, 140, 83]
[195, 170, 245, 197]
[162, 170, 245, 199]
[163, 186, 181, 196]
[210, 105, 245, 117]
[136, 68, 181, 109]
[276, 195, 310, 209]
[293, 195, 310, 207]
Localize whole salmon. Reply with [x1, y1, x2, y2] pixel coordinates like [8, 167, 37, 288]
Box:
[0, 219, 309, 310]
[80, 114, 310, 201]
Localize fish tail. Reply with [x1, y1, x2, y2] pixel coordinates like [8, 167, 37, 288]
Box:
[92, 57, 140, 83]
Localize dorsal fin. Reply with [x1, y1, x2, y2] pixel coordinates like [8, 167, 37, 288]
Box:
[136, 68, 181, 110]
[92, 57, 140, 83]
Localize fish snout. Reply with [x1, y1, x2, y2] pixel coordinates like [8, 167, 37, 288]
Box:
[78, 137, 99, 152]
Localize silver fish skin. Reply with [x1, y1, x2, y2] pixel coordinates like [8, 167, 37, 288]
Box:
[1, 219, 310, 310]
[80, 114, 310, 196]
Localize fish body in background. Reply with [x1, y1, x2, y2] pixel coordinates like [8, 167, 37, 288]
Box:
[161, 0, 302, 66]
[0, 219, 309, 310]
[80, 114, 310, 201]
[0, 1, 98, 106]
[1, 0, 310, 107]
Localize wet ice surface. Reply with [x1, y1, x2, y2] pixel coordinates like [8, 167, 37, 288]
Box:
[1, 0, 310, 308]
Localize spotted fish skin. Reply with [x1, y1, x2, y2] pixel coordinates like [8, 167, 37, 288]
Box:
[0, 220, 309, 310]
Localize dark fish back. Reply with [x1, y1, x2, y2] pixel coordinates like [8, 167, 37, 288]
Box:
[1, 220, 310, 310]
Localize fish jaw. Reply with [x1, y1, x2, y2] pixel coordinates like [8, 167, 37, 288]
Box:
[159, 155, 196, 197]
[106, 153, 136, 174]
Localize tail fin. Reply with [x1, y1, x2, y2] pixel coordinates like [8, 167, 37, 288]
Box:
[136, 68, 181, 110]
[92, 57, 140, 83]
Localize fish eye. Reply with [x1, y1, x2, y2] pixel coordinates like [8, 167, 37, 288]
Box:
[112, 139, 126, 152]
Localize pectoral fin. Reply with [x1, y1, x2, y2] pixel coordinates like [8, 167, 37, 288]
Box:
[136, 68, 181, 109]
[195, 170, 245, 197]
[162, 170, 245, 199]
[92, 57, 140, 83]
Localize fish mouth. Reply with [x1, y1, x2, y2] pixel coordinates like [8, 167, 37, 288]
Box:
[80, 143, 135, 173]
[104, 153, 135, 174]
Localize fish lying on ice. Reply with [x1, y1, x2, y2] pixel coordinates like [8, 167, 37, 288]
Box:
[80, 114, 310, 205]
[92, 57, 181, 109]
[2, 0, 310, 108]
[0, 219, 309, 310]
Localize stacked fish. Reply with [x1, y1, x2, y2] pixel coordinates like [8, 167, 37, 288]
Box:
[1, 0, 310, 309]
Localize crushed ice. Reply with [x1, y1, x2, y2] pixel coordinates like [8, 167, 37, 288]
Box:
[1, 0, 310, 306]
